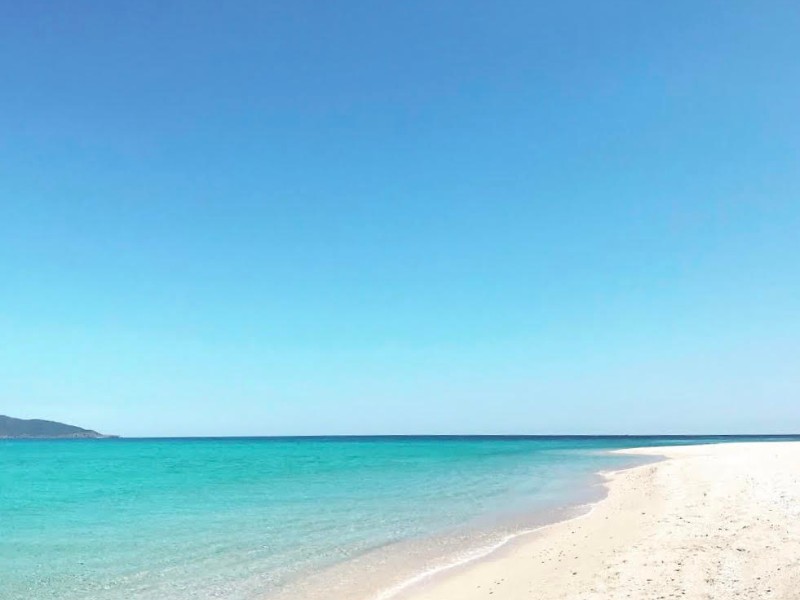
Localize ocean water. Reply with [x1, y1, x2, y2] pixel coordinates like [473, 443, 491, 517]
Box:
[1, 435, 794, 600]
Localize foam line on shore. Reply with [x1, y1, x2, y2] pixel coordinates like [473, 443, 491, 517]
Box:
[372, 497, 600, 599]
[373, 452, 667, 600]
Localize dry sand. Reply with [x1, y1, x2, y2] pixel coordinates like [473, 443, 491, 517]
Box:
[398, 442, 800, 600]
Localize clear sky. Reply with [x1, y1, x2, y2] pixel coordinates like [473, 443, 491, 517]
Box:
[2, 1, 799, 437]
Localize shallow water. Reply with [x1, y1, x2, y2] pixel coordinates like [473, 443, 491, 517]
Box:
[1, 435, 794, 600]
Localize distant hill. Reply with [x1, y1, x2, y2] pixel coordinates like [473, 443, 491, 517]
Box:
[0, 415, 116, 439]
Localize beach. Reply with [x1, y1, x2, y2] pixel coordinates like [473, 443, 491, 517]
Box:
[398, 442, 800, 600]
[5, 438, 799, 600]
[0, 436, 666, 600]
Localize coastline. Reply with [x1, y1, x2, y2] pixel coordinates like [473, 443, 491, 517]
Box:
[368, 453, 663, 600]
[267, 449, 659, 600]
[10, 438, 798, 600]
[267, 480, 606, 600]
[395, 441, 800, 600]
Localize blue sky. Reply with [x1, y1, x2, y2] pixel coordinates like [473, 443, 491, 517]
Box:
[2, 1, 799, 436]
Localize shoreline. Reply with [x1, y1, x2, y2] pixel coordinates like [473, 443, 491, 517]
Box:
[375, 453, 665, 600]
[397, 441, 800, 600]
[266, 449, 659, 600]
[267, 449, 656, 600]
[268, 486, 603, 600]
[374, 503, 599, 600]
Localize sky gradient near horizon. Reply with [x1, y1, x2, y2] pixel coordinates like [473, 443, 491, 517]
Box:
[2, 1, 799, 436]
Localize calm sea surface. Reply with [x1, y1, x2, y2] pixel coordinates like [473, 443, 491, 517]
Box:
[1, 435, 795, 600]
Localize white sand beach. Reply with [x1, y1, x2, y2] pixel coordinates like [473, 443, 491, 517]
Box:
[399, 442, 800, 600]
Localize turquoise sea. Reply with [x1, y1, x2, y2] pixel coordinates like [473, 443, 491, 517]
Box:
[1, 435, 795, 600]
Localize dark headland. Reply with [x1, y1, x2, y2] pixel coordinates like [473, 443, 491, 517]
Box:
[0, 415, 117, 439]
